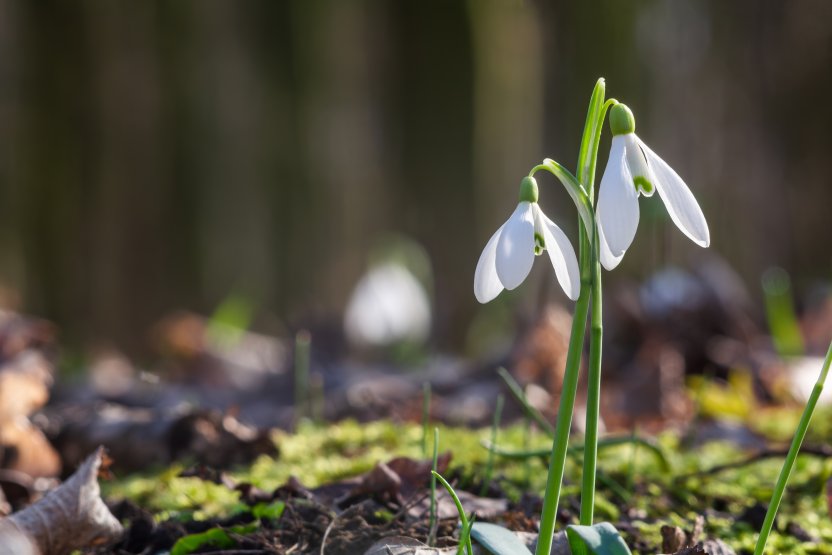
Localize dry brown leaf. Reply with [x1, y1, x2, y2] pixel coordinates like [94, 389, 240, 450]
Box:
[0, 352, 60, 480]
[0, 355, 51, 420]
[0, 447, 122, 555]
[0, 419, 61, 479]
[661, 525, 687, 552]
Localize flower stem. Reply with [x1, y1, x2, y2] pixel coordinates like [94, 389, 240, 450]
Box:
[534, 77, 605, 555]
[535, 266, 591, 555]
[579, 89, 617, 526]
[753, 340, 832, 555]
[580, 226, 603, 524]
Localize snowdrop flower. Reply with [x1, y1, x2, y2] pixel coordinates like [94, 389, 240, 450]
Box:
[597, 104, 710, 270]
[344, 262, 431, 348]
[474, 176, 580, 303]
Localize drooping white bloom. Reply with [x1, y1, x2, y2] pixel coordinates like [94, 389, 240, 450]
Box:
[474, 177, 580, 303]
[597, 104, 710, 270]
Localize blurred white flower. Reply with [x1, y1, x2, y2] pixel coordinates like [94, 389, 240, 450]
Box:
[597, 104, 710, 270]
[474, 180, 579, 304]
[344, 262, 431, 348]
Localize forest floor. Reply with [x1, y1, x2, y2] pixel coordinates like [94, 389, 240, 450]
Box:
[96, 412, 832, 555]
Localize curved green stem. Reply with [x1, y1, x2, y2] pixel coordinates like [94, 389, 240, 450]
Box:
[432, 471, 474, 555]
[530, 160, 594, 236]
[480, 434, 670, 471]
[534, 77, 606, 555]
[753, 341, 832, 555]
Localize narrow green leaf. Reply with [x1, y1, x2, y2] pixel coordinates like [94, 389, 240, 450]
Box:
[761, 267, 804, 357]
[470, 522, 532, 555]
[251, 500, 285, 521]
[171, 528, 235, 555]
[481, 434, 670, 472]
[566, 522, 632, 555]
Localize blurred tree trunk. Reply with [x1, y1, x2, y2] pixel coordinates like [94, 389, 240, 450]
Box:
[4, 0, 832, 358]
[286, 0, 394, 314]
[391, 0, 475, 349]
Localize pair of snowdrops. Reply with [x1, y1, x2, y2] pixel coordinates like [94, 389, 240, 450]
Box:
[474, 104, 710, 303]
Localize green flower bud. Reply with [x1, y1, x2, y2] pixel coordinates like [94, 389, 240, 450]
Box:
[518, 176, 539, 203]
[609, 103, 636, 136]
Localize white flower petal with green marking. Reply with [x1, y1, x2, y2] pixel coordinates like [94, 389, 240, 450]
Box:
[495, 201, 536, 290]
[473, 201, 580, 303]
[596, 131, 709, 270]
[535, 205, 580, 301]
[597, 135, 640, 257]
[640, 139, 710, 248]
[473, 225, 505, 303]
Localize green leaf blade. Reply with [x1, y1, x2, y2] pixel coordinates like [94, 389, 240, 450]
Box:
[170, 528, 235, 555]
[566, 522, 632, 555]
[470, 522, 532, 555]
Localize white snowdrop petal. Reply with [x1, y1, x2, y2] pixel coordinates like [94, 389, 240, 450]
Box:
[623, 134, 652, 180]
[639, 138, 710, 248]
[624, 133, 656, 197]
[536, 206, 580, 301]
[473, 225, 505, 303]
[598, 221, 625, 271]
[496, 202, 536, 290]
[597, 135, 640, 256]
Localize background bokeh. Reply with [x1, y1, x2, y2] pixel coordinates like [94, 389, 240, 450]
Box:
[1, 0, 831, 358]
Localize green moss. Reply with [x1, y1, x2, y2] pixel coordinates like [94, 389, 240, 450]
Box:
[102, 414, 832, 552]
[104, 465, 242, 520]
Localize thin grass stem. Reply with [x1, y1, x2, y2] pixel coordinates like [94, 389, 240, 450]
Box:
[422, 382, 431, 457]
[432, 471, 474, 555]
[428, 427, 440, 547]
[480, 394, 504, 496]
[497, 367, 555, 436]
[293, 330, 311, 428]
[753, 340, 832, 555]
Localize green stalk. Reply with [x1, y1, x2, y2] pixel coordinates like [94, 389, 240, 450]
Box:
[293, 330, 311, 427]
[535, 269, 590, 555]
[626, 426, 639, 493]
[432, 471, 474, 555]
[580, 228, 603, 524]
[534, 78, 606, 555]
[497, 367, 555, 436]
[422, 382, 431, 457]
[579, 87, 617, 526]
[480, 394, 504, 496]
[753, 340, 832, 555]
[481, 434, 669, 471]
[428, 427, 440, 547]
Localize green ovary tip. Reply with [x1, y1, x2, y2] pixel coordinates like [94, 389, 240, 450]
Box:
[633, 175, 654, 196]
[610, 103, 635, 136]
[534, 232, 545, 255]
[519, 176, 539, 203]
